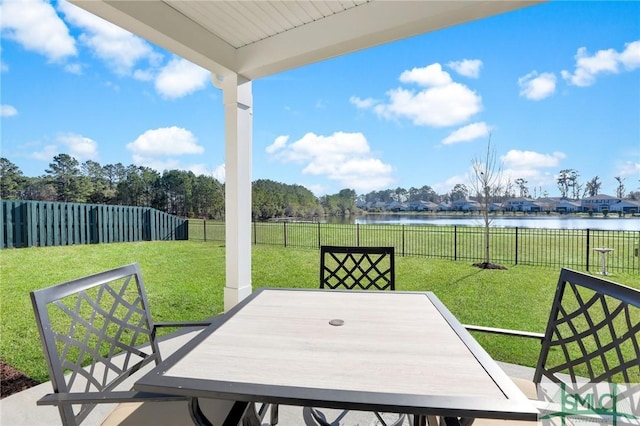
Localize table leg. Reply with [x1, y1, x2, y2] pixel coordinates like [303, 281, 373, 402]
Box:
[188, 398, 251, 426]
[600, 252, 607, 275]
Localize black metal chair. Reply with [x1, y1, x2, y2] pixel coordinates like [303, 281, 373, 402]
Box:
[306, 246, 404, 426]
[441, 268, 640, 426]
[30, 263, 249, 426]
[320, 245, 395, 291]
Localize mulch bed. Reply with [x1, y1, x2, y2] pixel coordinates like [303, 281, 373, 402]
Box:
[472, 262, 508, 270]
[1, 361, 40, 399]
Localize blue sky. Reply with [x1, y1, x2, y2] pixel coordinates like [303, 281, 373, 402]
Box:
[1, 0, 639, 198]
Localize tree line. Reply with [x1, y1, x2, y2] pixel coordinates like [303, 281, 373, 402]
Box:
[0, 155, 354, 220]
[1, 155, 638, 221]
[1, 155, 224, 218]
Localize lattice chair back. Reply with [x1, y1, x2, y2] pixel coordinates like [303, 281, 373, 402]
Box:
[533, 268, 640, 407]
[30, 263, 161, 426]
[320, 246, 395, 290]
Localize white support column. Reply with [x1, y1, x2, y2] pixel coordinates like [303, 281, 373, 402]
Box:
[221, 73, 253, 311]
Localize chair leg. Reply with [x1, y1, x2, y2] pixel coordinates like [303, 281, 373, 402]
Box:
[270, 403, 279, 426]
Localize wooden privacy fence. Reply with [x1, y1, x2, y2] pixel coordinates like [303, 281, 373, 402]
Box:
[1, 200, 188, 249]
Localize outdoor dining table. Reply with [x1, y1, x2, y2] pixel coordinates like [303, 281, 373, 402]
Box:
[134, 288, 539, 425]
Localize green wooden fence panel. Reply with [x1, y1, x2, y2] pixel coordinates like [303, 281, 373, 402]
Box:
[1, 200, 187, 249]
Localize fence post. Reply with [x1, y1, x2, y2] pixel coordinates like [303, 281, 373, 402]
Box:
[203, 220, 207, 242]
[515, 227, 519, 265]
[317, 222, 321, 249]
[402, 224, 405, 257]
[254, 221, 257, 245]
[454, 226, 457, 261]
[284, 222, 287, 248]
[586, 228, 591, 272]
[356, 223, 360, 247]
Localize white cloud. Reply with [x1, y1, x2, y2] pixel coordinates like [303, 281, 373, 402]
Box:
[432, 174, 468, 194]
[375, 83, 482, 127]
[57, 132, 98, 161]
[447, 59, 482, 78]
[133, 69, 155, 82]
[154, 58, 210, 99]
[616, 160, 640, 177]
[561, 40, 640, 87]
[1, 105, 18, 117]
[355, 63, 483, 127]
[58, 0, 157, 76]
[266, 135, 289, 154]
[267, 132, 394, 193]
[502, 150, 566, 169]
[212, 164, 226, 183]
[619, 40, 640, 70]
[29, 144, 59, 161]
[518, 71, 557, 100]
[0, 0, 76, 62]
[349, 96, 377, 109]
[127, 127, 204, 156]
[442, 122, 492, 145]
[399, 63, 452, 87]
[435, 149, 565, 195]
[499, 150, 566, 191]
[306, 184, 327, 196]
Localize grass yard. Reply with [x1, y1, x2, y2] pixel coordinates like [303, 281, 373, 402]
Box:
[1, 240, 638, 384]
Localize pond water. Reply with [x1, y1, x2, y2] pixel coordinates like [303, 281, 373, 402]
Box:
[325, 214, 640, 231]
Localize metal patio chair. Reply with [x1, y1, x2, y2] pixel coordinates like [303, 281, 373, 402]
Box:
[437, 268, 640, 426]
[30, 263, 249, 426]
[306, 246, 404, 426]
[320, 245, 395, 291]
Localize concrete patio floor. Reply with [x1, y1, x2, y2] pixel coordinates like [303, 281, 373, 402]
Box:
[0, 329, 536, 426]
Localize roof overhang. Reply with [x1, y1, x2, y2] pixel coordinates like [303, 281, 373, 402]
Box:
[69, 1, 544, 80]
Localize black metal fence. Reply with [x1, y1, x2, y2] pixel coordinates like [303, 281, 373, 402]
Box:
[1, 200, 188, 249]
[189, 220, 640, 274]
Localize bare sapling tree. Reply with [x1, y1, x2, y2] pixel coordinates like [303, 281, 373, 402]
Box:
[470, 136, 505, 269]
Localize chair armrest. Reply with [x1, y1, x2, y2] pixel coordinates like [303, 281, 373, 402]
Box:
[37, 391, 187, 406]
[463, 324, 545, 341]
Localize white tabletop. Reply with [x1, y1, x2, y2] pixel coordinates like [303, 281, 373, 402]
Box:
[135, 288, 538, 421]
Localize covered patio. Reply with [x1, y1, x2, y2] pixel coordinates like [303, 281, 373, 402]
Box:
[67, 0, 543, 312]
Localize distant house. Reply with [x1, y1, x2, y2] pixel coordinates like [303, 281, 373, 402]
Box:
[422, 201, 439, 211]
[503, 197, 539, 212]
[408, 200, 438, 211]
[489, 203, 503, 212]
[451, 199, 481, 212]
[556, 200, 581, 213]
[368, 201, 386, 211]
[387, 200, 403, 211]
[535, 197, 561, 212]
[438, 202, 452, 211]
[581, 194, 623, 213]
[609, 199, 640, 214]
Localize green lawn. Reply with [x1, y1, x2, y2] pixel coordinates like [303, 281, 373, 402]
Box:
[1, 240, 638, 383]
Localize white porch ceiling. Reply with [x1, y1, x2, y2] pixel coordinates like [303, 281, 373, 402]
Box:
[69, 0, 543, 80]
